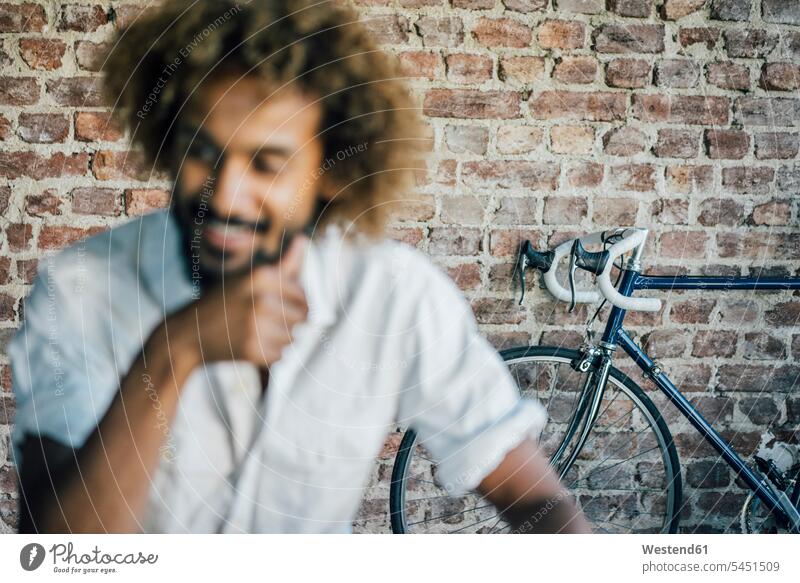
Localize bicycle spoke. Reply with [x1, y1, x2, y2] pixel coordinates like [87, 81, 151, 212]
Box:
[407, 503, 496, 526]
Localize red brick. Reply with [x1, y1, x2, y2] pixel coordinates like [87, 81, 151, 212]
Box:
[743, 332, 786, 360]
[473, 17, 532, 48]
[760, 62, 800, 91]
[92, 150, 151, 181]
[489, 228, 544, 257]
[445, 262, 482, 292]
[697, 199, 745, 227]
[605, 58, 651, 88]
[440, 195, 485, 225]
[75, 40, 111, 72]
[754, 132, 800, 160]
[750, 200, 791, 226]
[706, 61, 750, 90]
[17, 113, 69, 144]
[670, 299, 716, 325]
[451, 0, 494, 7]
[763, 0, 800, 25]
[665, 164, 713, 193]
[445, 53, 493, 83]
[553, 0, 604, 13]
[18, 38, 67, 70]
[552, 56, 597, 84]
[710, 0, 751, 21]
[494, 196, 538, 224]
[0, 76, 39, 105]
[543, 197, 588, 225]
[608, 0, 652, 17]
[423, 89, 520, 119]
[0, 257, 9, 284]
[444, 125, 489, 154]
[0, 151, 89, 179]
[608, 163, 655, 192]
[704, 129, 749, 159]
[498, 56, 545, 84]
[415, 16, 462, 47]
[25, 190, 62, 217]
[396, 51, 440, 80]
[661, 0, 705, 20]
[6, 223, 33, 252]
[593, 197, 639, 225]
[501, 0, 547, 11]
[530, 90, 627, 121]
[538, 20, 584, 49]
[642, 329, 688, 358]
[567, 162, 603, 187]
[429, 227, 482, 255]
[593, 24, 664, 54]
[38, 225, 105, 251]
[651, 198, 689, 224]
[632, 95, 729, 125]
[602, 126, 646, 157]
[74, 111, 124, 142]
[721, 166, 774, 194]
[655, 59, 701, 88]
[0, 114, 10, 140]
[496, 125, 543, 154]
[724, 29, 778, 58]
[653, 129, 699, 159]
[462, 160, 559, 190]
[0, 2, 46, 33]
[112, 3, 152, 29]
[72, 187, 121, 216]
[734, 97, 800, 126]
[46, 77, 104, 106]
[472, 298, 525, 325]
[659, 230, 708, 259]
[765, 302, 800, 327]
[678, 27, 720, 49]
[364, 14, 409, 44]
[58, 3, 108, 32]
[550, 125, 594, 154]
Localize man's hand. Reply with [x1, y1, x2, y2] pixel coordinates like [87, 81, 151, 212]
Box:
[477, 438, 592, 534]
[169, 234, 310, 368]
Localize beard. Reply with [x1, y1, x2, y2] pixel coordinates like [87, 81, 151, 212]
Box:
[171, 187, 326, 297]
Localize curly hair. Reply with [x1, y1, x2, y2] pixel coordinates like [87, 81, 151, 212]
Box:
[100, 0, 425, 237]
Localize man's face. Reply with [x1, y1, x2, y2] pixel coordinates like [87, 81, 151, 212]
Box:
[171, 74, 327, 285]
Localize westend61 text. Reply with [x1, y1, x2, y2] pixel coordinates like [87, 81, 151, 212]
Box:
[642, 544, 708, 555]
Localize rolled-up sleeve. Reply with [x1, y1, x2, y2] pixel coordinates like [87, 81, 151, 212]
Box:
[397, 256, 548, 496]
[8, 253, 119, 468]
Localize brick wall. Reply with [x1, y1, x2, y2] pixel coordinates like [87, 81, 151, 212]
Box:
[1, 0, 798, 533]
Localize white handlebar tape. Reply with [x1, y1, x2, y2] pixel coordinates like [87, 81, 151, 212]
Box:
[597, 229, 662, 312]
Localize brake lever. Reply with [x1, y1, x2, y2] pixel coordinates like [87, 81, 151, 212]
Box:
[515, 251, 529, 305]
[568, 240, 578, 313]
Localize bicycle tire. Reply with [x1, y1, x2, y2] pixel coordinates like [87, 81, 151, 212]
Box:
[390, 345, 683, 533]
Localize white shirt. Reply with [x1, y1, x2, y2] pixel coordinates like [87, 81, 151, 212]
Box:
[9, 209, 548, 533]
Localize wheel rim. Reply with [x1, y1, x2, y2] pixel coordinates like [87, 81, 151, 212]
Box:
[392, 352, 680, 533]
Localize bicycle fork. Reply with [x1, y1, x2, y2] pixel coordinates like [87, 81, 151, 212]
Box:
[553, 348, 614, 481]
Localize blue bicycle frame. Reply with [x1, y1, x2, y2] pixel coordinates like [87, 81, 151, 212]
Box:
[598, 269, 800, 527]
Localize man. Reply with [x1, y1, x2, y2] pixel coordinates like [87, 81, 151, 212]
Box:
[9, 0, 591, 534]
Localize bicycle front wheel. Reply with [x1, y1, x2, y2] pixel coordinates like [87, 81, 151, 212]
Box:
[390, 345, 683, 533]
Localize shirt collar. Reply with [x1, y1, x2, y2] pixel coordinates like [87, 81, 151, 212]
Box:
[139, 209, 338, 329]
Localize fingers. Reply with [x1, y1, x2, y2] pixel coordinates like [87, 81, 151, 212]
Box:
[279, 233, 308, 279]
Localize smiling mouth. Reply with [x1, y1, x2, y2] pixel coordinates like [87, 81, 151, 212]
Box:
[202, 219, 259, 254]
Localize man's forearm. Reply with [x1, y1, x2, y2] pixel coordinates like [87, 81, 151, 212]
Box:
[37, 318, 198, 533]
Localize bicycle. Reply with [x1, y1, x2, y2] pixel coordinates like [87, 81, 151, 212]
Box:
[389, 227, 800, 534]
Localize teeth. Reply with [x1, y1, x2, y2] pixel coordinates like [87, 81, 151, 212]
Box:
[208, 220, 250, 234]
